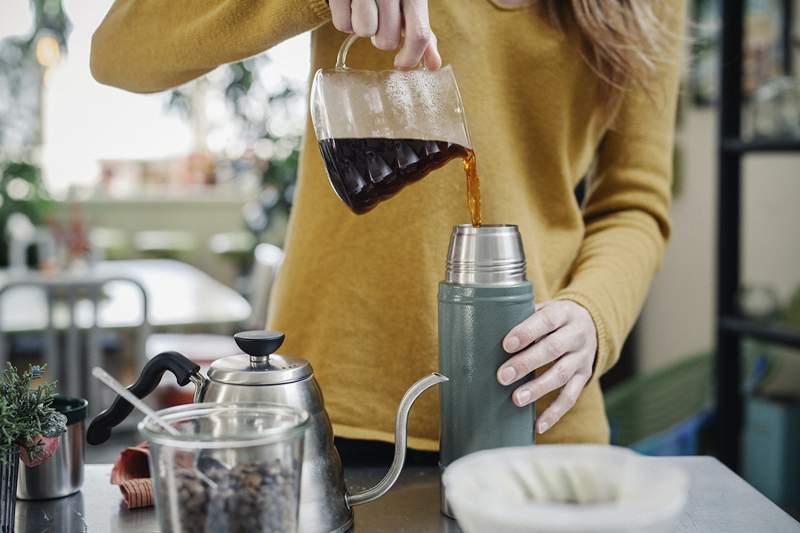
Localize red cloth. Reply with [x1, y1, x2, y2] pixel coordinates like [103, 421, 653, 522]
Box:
[111, 442, 153, 509]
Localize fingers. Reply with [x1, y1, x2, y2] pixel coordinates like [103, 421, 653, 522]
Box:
[372, 0, 402, 50]
[351, 0, 379, 37]
[331, 0, 441, 70]
[497, 324, 583, 386]
[421, 34, 442, 70]
[510, 352, 583, 407]
[500, 300, 598, 432]
[503, 301, 569, 353]
[395, 0, 437, 69]
[536, 373, 590, 434]
[330, 0, 353, 32]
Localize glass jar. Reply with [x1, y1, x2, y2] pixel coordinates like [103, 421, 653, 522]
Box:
[139, 402, 309, 533]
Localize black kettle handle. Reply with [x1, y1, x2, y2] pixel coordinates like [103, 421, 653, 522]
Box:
[86, 352, 200, 445]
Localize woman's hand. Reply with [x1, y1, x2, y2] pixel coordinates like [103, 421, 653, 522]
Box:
[497, 300, 597, 434]
[330, 0, 442, 70]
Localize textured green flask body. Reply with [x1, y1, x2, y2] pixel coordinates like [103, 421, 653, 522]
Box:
[438, 281, 536, 467]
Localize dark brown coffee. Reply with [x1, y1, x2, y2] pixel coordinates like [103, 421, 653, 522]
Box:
[318, 137, 481, 226]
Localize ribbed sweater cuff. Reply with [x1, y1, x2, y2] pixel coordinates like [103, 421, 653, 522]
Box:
[554, 290, 611, 382]
[308, 0, 331, 21]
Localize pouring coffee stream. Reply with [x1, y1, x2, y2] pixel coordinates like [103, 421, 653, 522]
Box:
[87, 330, 447, 532]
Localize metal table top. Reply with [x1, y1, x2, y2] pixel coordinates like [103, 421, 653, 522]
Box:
[0, 259, 251, 332]
[13, 457, 799, 532]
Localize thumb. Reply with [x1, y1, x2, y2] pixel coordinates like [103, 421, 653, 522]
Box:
[422, 38, 442, 70]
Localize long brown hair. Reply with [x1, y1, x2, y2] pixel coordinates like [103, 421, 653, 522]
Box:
[541, 1, 673, 116]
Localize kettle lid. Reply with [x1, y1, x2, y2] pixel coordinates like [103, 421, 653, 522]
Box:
[206, 331, 311, 385]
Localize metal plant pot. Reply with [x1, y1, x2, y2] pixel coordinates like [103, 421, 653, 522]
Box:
[17, 396, 87, 501]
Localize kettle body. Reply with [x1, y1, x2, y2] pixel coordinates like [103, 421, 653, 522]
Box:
[200, 375, 352, 532]
[87, 331, 446, 533]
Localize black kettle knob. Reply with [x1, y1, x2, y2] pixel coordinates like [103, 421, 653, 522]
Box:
[234, 331, 285, 361]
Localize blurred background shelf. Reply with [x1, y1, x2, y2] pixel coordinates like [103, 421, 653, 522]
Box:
[720, 316, 800, 347]
[722, 139, 800, 153]
[715, 0, 800, 474]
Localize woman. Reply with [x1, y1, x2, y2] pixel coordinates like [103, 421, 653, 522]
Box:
[91, 0, 685, 455]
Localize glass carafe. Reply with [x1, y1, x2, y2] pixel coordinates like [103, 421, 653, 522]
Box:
[310, 34, 473, 214]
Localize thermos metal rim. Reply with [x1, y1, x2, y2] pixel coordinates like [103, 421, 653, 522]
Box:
[451, 223, 517, 232]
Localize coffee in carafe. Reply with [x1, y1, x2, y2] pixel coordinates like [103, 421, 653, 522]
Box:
[311, 35, 482, 226]
[318, 137, 482, 226]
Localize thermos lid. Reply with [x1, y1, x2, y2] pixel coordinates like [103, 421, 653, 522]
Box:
[445, 224, 527, 285]
[206, 331, 312, 385]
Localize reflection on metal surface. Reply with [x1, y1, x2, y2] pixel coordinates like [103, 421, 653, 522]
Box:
[15, 491, 87, 533]
[349, 467, 462, 532]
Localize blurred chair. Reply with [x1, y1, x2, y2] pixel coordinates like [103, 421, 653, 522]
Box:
[144, 243, 284, 405]
[0, 277, 149, 415]
[133, 230, 196, 260]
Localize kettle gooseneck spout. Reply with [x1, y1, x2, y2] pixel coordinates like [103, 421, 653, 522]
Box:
[345, 372, 448, 507]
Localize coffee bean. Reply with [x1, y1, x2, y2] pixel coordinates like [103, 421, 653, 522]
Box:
[158, 458, 300, 533]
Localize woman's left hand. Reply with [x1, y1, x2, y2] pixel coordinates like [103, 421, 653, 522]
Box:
[496, 300, 597, 434]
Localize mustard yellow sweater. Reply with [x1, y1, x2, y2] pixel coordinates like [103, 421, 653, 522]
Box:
[92, 0, 685, 450]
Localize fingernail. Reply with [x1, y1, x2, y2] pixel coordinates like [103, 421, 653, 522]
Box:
[538, 420, 550, 434]
[499, 366, 516, 385]
[515, 389, 532, 406]
[505, 336, 520, 352]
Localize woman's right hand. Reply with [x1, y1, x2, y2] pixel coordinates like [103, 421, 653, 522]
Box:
[330, 0, 442, 70]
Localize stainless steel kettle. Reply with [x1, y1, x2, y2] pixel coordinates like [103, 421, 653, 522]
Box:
[87, 331, 446, 532]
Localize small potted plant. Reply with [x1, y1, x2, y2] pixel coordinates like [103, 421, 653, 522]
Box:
[0, 364, 66, 532]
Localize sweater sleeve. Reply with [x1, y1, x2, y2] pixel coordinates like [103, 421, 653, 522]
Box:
[556, 2, 686, 378]
[90, 0, 331, 93]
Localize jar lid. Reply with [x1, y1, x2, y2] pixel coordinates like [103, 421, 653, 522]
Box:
[53, 395, 88, 426]
[206, 331, 312, 385]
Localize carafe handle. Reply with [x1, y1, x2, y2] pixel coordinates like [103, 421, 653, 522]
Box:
[86, 352, 201, 445]
[335, 33, 428, 71]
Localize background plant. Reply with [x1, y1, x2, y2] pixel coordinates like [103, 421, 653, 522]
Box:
[0, 0, 69, 266]
[168, 54, 304, 245]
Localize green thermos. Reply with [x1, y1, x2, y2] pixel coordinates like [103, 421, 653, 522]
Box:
[439, 224, 535, 516]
